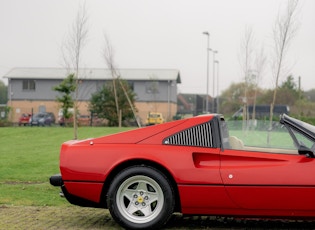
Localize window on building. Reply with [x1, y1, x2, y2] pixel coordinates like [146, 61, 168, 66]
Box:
[128, 81, 134, 91]
[145, 81, 159, 94]
[22, 80, 36, 91]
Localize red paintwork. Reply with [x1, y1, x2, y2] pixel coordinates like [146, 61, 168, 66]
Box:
[64, 181, 103, 203]
[59, 114, 315, 218]
[18, 113, 31, 125]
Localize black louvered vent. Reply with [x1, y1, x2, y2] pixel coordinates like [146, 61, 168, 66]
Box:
[163, 122, 213, 147]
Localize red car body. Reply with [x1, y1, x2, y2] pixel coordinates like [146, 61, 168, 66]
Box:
[18, 113, 31, 126]
[50, 114, 315, 229]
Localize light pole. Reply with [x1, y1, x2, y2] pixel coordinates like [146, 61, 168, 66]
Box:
[215, 60, 219, 113]
[209, 49, 218, 113]
[202, 31, 210, 113]
[167, 80, 170, 121]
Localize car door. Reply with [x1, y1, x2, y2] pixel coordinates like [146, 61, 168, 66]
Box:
[219, 116, 315, 212]
[220, 149, 315, 211]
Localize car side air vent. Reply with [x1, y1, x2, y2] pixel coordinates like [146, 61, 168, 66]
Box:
[163, 122, 213, 147]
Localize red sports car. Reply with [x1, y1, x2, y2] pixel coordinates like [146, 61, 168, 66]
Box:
[50, 114, 315, 229]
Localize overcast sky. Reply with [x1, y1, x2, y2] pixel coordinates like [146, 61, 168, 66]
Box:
[0, 0, 314, 96]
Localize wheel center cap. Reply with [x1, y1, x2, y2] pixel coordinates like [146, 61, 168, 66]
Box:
[137, 196, 144, 203]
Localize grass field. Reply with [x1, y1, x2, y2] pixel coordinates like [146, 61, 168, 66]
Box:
[0, 123, 296, 207]
[0, 126, 132, 206]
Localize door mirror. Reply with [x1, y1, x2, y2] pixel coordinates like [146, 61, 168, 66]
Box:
[298, 145, 315, 158]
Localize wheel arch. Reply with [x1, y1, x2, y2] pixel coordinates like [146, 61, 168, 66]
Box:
[100, 159, 181, 212]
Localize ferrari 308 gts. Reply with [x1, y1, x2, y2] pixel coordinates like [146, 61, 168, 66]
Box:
[50, 114, 315, 229]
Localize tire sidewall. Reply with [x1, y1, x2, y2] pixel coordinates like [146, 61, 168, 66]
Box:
[107, 165, 174, 229]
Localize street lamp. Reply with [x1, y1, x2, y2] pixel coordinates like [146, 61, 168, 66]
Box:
[202, 31, 210, 113]
[209, 49, 218, 113]
[215, 60, 219, 113]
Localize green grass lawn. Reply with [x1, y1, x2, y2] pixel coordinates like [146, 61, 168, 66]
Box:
[0, 126, 132, 206]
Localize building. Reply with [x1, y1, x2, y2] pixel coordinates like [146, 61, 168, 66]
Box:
[4, 68, 181, 125]
[177, 93, 214, 117]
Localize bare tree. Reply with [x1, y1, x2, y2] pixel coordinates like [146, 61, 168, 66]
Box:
[252, 46, 267, 121]
[103, 33, 120, 126]
[239, 26, 255, 131]
[103, 33, 141, 127]
[269, 0, 300, 126]
[61, 3, 89, 139]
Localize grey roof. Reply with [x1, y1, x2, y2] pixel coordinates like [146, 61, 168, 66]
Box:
[4, 67, 181, 83]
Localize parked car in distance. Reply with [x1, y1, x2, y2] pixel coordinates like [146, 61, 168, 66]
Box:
[145, 112, 164, 125]
[58, 109, 105, 126]
[18, 113, 31, 126]
[58, 108, 74, 126]
[30, 112, 56, 126]
[58, 115, 70, 126]
[50, 114, 315, 229]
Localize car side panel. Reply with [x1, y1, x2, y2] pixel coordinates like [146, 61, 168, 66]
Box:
[223, 186, 315, 210]
[63, 182, 103, 203]
[178, 185, 237, 214]
[60, 144, 223, 184]
[60, 144, 226, 205]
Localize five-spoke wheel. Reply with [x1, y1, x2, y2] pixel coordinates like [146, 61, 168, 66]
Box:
[107, 166, 175, 229]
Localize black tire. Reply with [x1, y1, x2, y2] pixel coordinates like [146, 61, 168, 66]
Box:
[107, 165, 175, 230]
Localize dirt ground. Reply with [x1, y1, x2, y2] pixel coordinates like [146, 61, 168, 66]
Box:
[0, 205, 314, 230]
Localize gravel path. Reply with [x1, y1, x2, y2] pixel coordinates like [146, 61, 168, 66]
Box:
[0, 205, 120, 230]
[0, 205, 314, 230]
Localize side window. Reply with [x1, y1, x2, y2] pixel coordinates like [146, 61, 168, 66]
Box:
[163, 122, 213, 148]
[290, 128, 315, 150]
[227, 120, 298, 154]
[219, 119, 230, 149]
